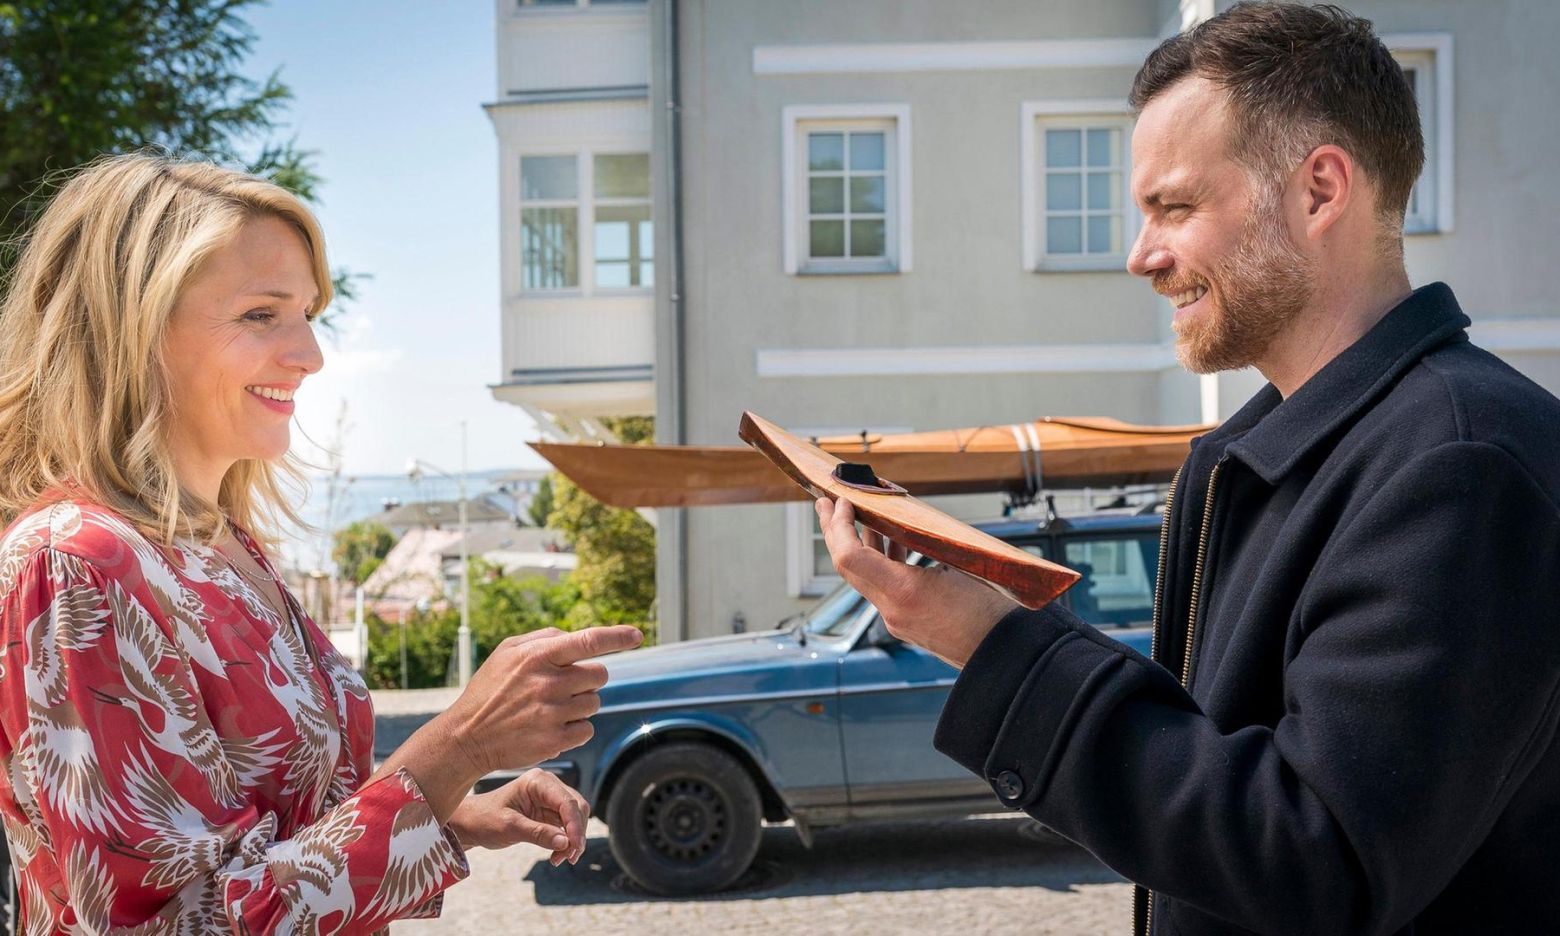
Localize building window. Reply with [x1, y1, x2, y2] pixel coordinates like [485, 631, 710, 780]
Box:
[520, 150, 652, 294]
[521, 155, 579, 290]
[1389, 35, 1453, 234]
[593, 153, 653, 289]
[519, 0, 644, 7]
[1044, 125, 1127, 258]
[787, 502, 841, 597]
[806, 129, 888, 262]
[1021, 103, 1135, 272]
[782, 104, 912, 275]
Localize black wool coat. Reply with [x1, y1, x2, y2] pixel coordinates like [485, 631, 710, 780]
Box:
[935, 283, 1560, 935]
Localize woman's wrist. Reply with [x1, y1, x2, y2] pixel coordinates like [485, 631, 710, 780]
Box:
[375, 713, 486, 823]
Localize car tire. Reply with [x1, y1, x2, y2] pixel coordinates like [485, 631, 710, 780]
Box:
[605, 741, 763, 896]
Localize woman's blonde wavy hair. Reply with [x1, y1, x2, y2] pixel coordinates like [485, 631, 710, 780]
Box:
[0, 152, 332, 546]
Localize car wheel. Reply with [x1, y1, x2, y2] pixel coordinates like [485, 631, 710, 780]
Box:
[605, 741, 763, 896]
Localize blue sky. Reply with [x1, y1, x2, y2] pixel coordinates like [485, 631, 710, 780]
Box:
[246, 0, 549, 477]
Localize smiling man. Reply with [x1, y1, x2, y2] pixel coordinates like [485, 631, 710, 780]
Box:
[817, 3, 1560, 934]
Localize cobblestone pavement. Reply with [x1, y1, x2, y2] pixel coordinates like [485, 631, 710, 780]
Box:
[392, 814, 1132, 936]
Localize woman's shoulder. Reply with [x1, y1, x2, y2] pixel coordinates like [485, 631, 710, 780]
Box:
[1, 496, 163, 579]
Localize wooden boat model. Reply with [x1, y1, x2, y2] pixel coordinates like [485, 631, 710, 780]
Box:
[738, 412, 1080, 609]
[530, 416, 1212, 509]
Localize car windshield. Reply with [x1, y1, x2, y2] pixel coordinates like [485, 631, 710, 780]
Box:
[801, 580, 868, 638]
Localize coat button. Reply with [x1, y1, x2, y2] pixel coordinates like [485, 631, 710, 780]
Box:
[994, 770, 1024, 800]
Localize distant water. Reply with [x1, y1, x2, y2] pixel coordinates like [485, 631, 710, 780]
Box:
[278, 469, 521, 573]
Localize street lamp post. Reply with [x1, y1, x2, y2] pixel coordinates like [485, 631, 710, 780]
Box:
[407, 420, 473, 687]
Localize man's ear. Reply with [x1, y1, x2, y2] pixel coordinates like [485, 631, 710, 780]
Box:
[1296, 144, 1355, 240]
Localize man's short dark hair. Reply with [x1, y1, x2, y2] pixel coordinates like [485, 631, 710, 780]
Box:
[1130, 1, 1424, 225]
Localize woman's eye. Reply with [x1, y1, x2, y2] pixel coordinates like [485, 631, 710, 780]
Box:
[242, 309, 275, 324]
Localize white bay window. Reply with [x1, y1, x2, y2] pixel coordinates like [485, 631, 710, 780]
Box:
[519, 150, 653, 294]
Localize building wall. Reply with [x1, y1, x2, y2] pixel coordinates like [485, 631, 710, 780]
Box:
[488, 1, 656, 416]
[660, 0, 1560, 641]
[670, 0, 1192, 638]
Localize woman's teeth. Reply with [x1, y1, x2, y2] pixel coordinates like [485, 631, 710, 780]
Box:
[1173, 286, 1208, 308]
[246, 386, 294, 402]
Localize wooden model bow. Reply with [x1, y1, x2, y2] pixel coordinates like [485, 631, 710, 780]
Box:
[738, 411, 1079, 610]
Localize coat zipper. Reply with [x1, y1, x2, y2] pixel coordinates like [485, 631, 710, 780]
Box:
[1138, 466, 1181, 936]
[1181, 459, 1225, 686]
[1137, 460, 1223, 936]
[1147, 466, 1182, 665]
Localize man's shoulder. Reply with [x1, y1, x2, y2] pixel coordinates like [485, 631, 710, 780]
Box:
[1395, 338, 1560, 487]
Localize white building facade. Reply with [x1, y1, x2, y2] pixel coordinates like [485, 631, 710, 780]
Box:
[486, 0, 656, 437]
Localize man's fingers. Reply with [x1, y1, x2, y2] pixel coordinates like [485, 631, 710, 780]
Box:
[544, 625, 644, 665]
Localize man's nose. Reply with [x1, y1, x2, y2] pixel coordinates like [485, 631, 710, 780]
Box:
[1126, 223, 1171, 279]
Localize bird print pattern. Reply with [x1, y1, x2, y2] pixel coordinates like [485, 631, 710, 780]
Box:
[0, 499, 469, 933]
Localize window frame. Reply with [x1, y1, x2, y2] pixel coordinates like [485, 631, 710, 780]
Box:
[517, 147, 653, 297]
[782, 104, 913, 276]
[1385, 32, 1454, 235]
[1056, 530, 1161, 630]
[517, 0, 644, 9]
[1021, 100, 1137, 272]
[519, 153, 582, 293]
[591, 152, 654, 292]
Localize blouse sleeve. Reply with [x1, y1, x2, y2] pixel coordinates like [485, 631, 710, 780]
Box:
[0, 545, 469, 934]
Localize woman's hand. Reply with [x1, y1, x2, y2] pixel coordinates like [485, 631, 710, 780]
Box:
[443, 626, 643, 778]
[448, 769, 591, 865]
[378, 625, 642, 823]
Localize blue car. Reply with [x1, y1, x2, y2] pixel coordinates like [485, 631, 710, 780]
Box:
[544, 506, 1164, 895]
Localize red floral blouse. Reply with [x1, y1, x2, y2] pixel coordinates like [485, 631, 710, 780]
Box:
[0, 498, 469, 934]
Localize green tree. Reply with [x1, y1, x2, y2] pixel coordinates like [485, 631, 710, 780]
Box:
[332, 520, 395, 586]
[527, 474, 555, 528]
[543, 414, 658, 636]
[361, 566, 585, 690]
[467, 559, 582, 665]
[0, 0, 361, 315]
[363, 607, 457, 691]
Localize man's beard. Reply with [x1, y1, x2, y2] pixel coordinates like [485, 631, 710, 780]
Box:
[1160, 188, 1316, 374]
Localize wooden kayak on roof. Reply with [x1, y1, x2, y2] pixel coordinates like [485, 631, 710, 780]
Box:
[529, 415, 1212, 509]
[737, 412, 1080, 609]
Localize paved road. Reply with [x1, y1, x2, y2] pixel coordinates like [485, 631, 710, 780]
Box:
[393, 815, 1131, 935]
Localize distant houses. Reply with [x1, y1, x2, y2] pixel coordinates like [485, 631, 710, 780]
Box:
[360, 495, 574, 619]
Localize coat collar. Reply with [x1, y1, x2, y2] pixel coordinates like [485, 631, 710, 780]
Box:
[1208, 282, 1470, 485]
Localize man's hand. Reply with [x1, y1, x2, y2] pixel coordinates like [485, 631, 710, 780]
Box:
[816, 497, 1018, 667]
[448, 769, 591, 865]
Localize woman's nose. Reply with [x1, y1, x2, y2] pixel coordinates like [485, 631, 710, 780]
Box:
[281, 318, 325, 375]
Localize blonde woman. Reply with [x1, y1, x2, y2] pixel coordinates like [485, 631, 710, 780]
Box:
[0, 153, 641, 933]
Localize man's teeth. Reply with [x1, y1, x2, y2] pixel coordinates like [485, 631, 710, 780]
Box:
[247, 386, 294, 402]
[1173, 286, 1208, 308]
